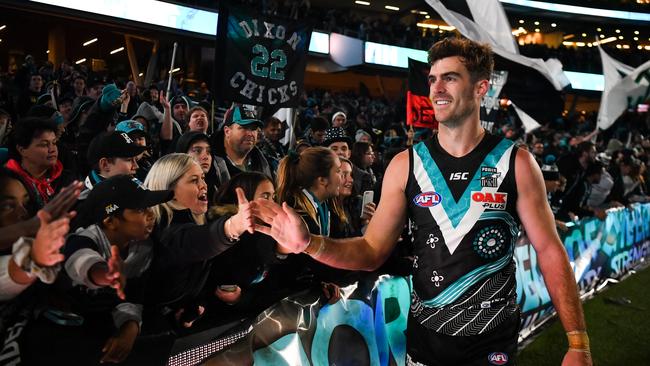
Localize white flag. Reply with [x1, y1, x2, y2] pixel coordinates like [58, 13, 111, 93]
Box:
[511, 102, 541, 133]
[467, 0, 519, 55]
[274, 108, 296, 148]
[597, 46, 650, 130]
[426, 0, 570, 91]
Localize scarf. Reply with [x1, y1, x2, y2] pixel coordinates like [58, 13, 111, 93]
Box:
[302, 189, 330, 236]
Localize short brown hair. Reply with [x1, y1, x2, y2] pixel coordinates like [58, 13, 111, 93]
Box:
[427, 37, 493, 83]
[188, 106, 208, 119]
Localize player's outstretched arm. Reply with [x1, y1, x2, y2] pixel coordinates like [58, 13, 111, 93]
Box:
[515, 148, 592, 366]
[254, 150, 409, 271]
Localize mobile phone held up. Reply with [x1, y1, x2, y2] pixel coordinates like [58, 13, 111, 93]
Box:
[361, 190, 374, 218]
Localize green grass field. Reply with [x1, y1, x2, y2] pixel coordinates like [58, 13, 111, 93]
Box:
[518, 266, 650, 366]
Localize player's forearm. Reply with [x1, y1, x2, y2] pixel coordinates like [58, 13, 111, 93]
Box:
[304, 235, 386, 271]
[536, 242, 587, 333]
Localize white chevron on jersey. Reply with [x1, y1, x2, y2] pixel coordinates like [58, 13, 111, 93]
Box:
[412, 143, 516, 255]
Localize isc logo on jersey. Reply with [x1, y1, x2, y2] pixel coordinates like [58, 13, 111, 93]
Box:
[414, 191, 442, 207]
[488, 352, 508, 365]
[471, 191, 507, 210]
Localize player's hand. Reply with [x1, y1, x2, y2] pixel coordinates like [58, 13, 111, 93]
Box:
[252, 200, 310, 254]
[561, 349, 592, 366]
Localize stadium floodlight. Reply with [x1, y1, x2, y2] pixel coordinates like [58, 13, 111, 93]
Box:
[83, 38, 98, 46]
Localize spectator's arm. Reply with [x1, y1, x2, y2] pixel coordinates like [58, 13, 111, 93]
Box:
[160, 92, 173, 141]
[157, 215, 235, 268]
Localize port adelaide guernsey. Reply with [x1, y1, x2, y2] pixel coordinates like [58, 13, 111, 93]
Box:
[406, 133, 521, 336]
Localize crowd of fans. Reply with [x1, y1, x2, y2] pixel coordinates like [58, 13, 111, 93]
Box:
[0, 34, 649, 364]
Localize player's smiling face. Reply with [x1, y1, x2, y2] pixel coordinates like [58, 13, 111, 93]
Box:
[428, 56, 486, 128]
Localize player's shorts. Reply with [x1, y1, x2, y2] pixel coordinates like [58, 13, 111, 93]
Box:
[406, 310, 520, 366]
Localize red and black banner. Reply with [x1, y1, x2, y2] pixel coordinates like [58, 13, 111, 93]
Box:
[407, 58, 437, 130]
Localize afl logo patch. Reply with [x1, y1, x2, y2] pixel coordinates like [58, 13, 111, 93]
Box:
[413, 191, 442, 207]
[488, 352, 509, 365]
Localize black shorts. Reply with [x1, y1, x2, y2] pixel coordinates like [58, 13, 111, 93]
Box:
[406, 310, 520, 366]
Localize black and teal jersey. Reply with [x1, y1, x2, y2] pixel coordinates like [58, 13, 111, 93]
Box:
[405, 133, 521, 336]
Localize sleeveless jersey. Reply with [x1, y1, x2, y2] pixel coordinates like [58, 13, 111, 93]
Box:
[405, 133, 521, 336]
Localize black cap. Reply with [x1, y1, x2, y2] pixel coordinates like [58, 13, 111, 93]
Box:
[69, 96, 95, 123]
[81, 175, 173, 225]
[541, 163, 560, 181]
[87, 131, 147, 166]
[322, 127, 352, 147]
[223, 104, 263, 128]
[171, 95, 192, 109]
[176, 131, 210, 153]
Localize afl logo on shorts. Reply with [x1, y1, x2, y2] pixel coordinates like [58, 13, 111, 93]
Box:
[488, 352, 509, 365]
[414, 191, 442, 207]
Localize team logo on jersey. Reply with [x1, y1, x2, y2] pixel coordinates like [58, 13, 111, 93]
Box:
[488, 352, 509, 365]
[472, 225, 507, 259]
[480, 166, 501, 188]
[471, 191, 507, 210]
[413, 191, 442, 207]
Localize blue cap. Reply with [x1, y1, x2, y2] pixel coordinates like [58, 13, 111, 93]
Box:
[116, 120, 145, 134]
[224, 104, 263, 128]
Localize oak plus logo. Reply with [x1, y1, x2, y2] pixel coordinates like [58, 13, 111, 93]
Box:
[471, 191, 508, 210]
[413, 191, 442, 207]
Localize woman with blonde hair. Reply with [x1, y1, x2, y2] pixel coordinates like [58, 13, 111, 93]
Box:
[143, 153, 254, 328]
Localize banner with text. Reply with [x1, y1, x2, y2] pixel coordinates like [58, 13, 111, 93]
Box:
[216, 3, 311, 107]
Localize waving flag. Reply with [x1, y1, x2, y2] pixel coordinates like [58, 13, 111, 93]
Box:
[597, 46, 650, 130]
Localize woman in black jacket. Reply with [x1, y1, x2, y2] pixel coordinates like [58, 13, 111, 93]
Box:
[143, 153, 254, 329]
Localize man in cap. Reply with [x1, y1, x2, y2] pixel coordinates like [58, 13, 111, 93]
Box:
[171, 95, 192, 129]
[116, 120, 152, 181]
[211, 104, 273, 181]
[332, 110, 356, 139]
[541, 160, 569, 231]
[83, 131, 147, 193]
